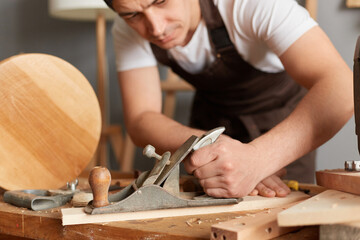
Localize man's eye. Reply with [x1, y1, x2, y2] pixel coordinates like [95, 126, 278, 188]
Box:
[154, 0, 166, 5]
[123, 12, 139, 20]
[129, 13, 139, 19]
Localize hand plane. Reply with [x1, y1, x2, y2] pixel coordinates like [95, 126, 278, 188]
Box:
[85, 127, 241, 215]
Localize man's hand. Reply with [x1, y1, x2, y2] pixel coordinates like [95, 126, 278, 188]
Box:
[184, 135, 268, 198]
[248, 169, 291, 197]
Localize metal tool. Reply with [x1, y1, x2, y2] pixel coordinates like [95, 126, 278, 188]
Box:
[85, 127, 241, 215]
[355, 36, 360, 155]
[344, 160, 360, 171]
[3, 179, 79, 211]
[345, 36, 360, 172]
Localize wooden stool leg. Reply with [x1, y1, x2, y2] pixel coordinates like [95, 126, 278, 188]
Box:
[121, 134, 136, 172]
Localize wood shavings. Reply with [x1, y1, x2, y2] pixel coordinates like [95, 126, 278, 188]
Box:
[186, 221, 193, 227]
[185, 217, 201, 227]
[245, 213, 256, 217]
[72, 192, 93, 207]
[186, 217, 200, 223]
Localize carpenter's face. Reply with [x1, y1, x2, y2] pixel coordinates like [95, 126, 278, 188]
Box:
[113, 0, 200, 49]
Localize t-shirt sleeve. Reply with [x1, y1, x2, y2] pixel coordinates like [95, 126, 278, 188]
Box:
[238, 0, 318, 56]
[112, 16, 157, 72]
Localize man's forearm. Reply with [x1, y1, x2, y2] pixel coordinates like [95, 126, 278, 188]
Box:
[251, 73, 353, 178]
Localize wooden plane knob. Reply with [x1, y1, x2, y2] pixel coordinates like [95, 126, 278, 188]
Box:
[88, 166, 111, 208]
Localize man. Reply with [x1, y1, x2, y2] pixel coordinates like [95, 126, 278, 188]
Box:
[104, 0, 353, 198]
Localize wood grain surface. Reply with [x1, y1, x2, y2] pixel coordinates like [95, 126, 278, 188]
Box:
[62, 191, 309, 225]
[0, 188, 318, 240]
[0, 53, 101, 190]
[278, 189, 360, 226]
[316, 169, 360, 195]
[211, 202, 300, 240]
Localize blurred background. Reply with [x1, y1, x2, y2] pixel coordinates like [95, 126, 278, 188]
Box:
[1, 0, 359, 175]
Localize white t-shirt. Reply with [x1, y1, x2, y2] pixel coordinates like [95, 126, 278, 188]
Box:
[112, 0, 317, 74]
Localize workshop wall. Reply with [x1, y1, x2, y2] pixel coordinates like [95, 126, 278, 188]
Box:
[316, 0, 360, 172]
[0, 0, 359, 176]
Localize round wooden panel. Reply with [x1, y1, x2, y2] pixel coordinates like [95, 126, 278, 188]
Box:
[0, 53, 101, 190]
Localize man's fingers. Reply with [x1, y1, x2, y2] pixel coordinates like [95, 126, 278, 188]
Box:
[248, 189, 258, 196]
[259, 176, 291, 197]
[199, 176, 225, 190]
[183, 145, 218, 173]
[204, 188, 230, 198]
[192, 160, 222, 179]
[255, 182, 276, 197]
[198, 175, 251, 198]
[274, 177, 291, 195]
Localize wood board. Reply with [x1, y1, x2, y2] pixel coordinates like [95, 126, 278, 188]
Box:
[278, 189, 360, 227]
[347, 0, 360, 7]
[316, 169, 360, 195]
[62, 191, 309, 226]
[320, 222, 360, 240]
[211, 202, 300, 240]
[0, 53, 101, 190]
[0, 191, 319, 240]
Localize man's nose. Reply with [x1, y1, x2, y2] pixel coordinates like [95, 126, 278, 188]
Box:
[144, 9, 165, 37]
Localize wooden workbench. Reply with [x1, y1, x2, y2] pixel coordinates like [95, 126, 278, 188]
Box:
[0, 178, 320, 240]
[0, 195, 319, 239]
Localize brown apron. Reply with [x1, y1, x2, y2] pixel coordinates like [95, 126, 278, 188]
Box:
[151, 0, 315, 183]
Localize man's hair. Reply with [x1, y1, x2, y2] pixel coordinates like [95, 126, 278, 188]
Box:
[103, 0, 114, 10]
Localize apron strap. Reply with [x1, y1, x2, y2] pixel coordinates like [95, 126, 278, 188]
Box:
[199, 0, 236, 56]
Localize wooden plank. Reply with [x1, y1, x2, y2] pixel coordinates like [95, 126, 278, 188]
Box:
[120, 134, 135, 172]
[297, 183, 327, 196]
[0, 233, 29, 240]
[320, 222, 360, 240]
[211, 202, 300, 240]
[278, 190, 360, 227]
[0, 54, 101, 190]
[62, 191, 309, 225]
[316, 169, 360, 195]
[0, 190, 318, 240]
[163, 90, 176, 118]
[347, 0, 360, 8]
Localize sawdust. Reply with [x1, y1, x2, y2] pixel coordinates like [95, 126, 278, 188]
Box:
[245, 213, 256, 217]
[185, 217, 202, 227]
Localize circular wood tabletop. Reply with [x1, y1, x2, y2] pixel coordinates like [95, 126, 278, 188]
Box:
[0, 53, 101, 190]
